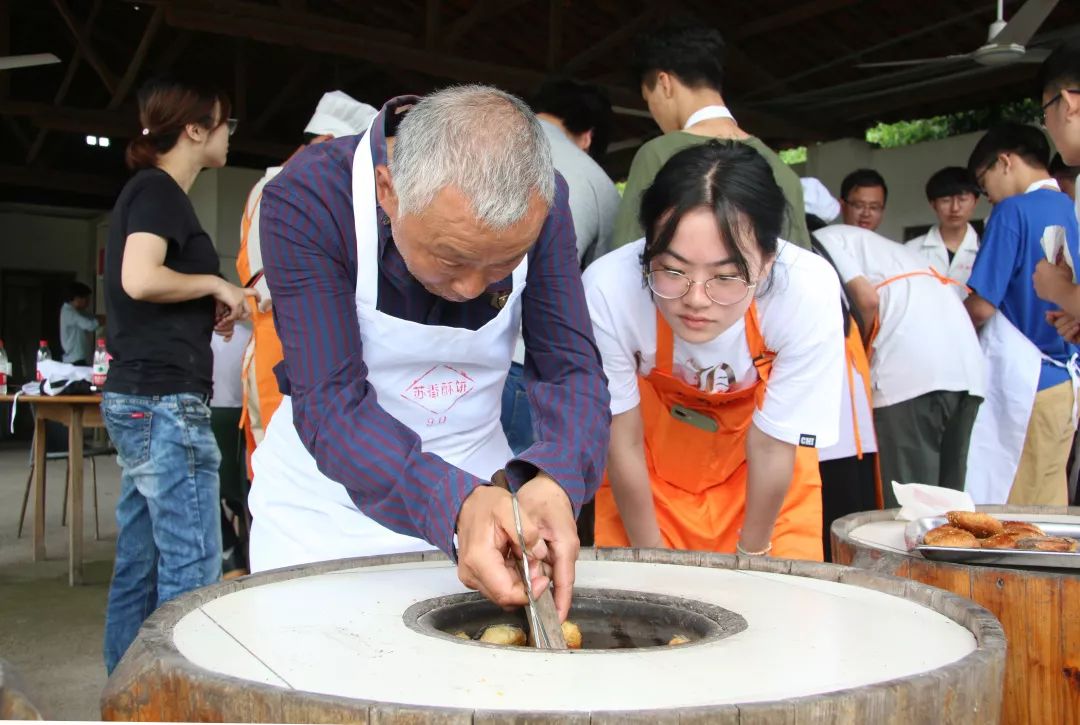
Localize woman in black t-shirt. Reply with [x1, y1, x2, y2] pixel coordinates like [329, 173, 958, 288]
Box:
[101, 76, 257, 674]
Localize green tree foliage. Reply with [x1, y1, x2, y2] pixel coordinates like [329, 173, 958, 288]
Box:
[779, 146, 808, 165]
[865, 99, 1041, 148]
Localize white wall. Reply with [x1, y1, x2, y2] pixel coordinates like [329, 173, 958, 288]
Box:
[805, 131, 993, 242]
[189, 166, 266, 283]
[0, 210, 99, 300]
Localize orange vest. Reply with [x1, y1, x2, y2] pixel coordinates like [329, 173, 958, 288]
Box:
[594, 303, 824, 560]
[236, 188, 285, 479]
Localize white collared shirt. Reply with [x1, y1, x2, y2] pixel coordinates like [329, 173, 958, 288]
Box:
[904, 223, 980, 294]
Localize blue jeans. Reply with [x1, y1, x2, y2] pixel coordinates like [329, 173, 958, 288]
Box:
[101, 393, 222, 674]
[500, 362, 535, 455]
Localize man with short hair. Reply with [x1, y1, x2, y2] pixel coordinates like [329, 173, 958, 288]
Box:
[249, 86, 610, 620]
[839, 169, 888, 232]
[964, 123, 1080, 505]
[905, 167, 981, 290]
[59, 281, 100, 365]
[612, 20, 810, 249]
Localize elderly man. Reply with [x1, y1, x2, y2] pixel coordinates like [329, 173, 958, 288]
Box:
[248, 85, 611, 618]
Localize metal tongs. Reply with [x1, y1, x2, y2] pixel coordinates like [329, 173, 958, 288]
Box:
[510, 493, 567, 650]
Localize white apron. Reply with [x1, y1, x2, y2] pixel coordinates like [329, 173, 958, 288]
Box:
[964, 178, 1080, 502]
[964, 314, 1041, 503]
[249, 120, 526, 572]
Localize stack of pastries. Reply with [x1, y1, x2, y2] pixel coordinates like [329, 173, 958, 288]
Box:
[921, 511, 1079, 552]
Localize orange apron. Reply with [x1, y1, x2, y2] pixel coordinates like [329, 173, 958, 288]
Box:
[594, 303, 824, 560]
[236, 189, 286, 479]
[842, 315, 883, 508]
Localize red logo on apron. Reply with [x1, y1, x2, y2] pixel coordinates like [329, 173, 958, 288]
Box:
[401, 364, 475, 415]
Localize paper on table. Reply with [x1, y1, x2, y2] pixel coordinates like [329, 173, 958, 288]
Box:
[891, 482, 975, 522]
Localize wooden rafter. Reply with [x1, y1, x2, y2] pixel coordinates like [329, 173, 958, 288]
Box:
[1, 100, 295, 159]
[562, 8, 658, 75]
[425, 0, 440, 50]
[441, 0, 531, 51]
[547, 0, 562, 71]
[735, 0, 862, 39]
[165, 0, 556, 96]
[108, 5, 165, 110]
[27, 0, 103, 165]
[153, 29, 191, 73]
[252, 56, 318, 134]
[51, 0, 116, 95]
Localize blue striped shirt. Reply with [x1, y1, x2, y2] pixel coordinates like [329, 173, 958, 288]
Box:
[260, 97, 611, 555]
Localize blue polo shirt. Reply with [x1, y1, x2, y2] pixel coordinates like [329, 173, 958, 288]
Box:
[967, 187, 1080, 390]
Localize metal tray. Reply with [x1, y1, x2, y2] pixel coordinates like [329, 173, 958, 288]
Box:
[904, 515, 1080, 570]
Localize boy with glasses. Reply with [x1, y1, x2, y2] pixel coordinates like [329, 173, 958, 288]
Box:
[964, 123, 1080, 505]
[905, 167, 981, 292]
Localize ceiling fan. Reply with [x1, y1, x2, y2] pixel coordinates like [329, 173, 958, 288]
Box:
[857, 0, 1058, 69]
[0, 53, 61, 71]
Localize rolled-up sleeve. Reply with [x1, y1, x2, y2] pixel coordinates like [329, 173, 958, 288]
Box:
[260, 140, 485, 556]
[509, 175, 612, 512]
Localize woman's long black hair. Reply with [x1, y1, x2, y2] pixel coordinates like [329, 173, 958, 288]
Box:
[638, 140, 788, 285]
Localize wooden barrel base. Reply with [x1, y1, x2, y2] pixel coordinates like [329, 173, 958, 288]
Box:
[101, 549, 1005, 723]
[832, 505, 1080, 725]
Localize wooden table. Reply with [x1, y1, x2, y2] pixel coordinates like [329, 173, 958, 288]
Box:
[831, 506, 1080, 725]
[1, 393, 104, 586]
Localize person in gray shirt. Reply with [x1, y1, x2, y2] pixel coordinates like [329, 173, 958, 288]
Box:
[503, 79, 620, 546]
[59, 281, 100, 364]
[532, 79, 621, 267]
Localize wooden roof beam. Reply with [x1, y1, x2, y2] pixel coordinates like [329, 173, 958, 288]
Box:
[0, 101, 295, 159]
[108, 5, 164, 110]
[562, 8, 658, 76]
[547, 0, 562, 71]
[27, 0, 104, 165]
[441, 0, 531, 51]
[735, 0, 862, 40]
[164, 2, 554, 95]
[51, 0, 117, 95]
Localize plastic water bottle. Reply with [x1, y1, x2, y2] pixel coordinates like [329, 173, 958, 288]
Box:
[0, 340, 8, 395]
[35, 340, 51, 382]
[92, 338, 109, 389]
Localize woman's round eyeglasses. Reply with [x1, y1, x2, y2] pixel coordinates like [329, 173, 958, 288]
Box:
[645, 268, 755, 306]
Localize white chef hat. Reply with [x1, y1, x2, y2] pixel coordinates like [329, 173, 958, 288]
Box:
[304, 91, 378, 138]
[800, 177, 841, 223]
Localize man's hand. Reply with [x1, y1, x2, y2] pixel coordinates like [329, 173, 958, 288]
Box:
[1047, 309, 1080, 344]
[1033, 258, 1073, 306]
[515, 473, 579, 621]
[456, 485, 552, 612]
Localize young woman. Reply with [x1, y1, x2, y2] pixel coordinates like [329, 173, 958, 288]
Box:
[102, 76, 256, 673]
[584, 141, 844, 560]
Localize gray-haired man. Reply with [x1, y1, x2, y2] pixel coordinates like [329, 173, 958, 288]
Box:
[249, 86, 611, 619]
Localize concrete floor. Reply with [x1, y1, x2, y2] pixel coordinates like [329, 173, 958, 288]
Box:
[0, 442, 120, 721]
